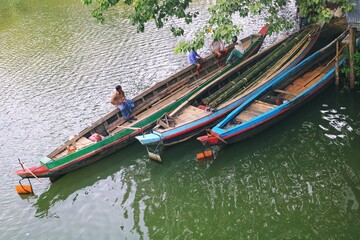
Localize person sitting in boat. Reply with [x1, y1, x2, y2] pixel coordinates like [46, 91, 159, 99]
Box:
[110, 85, 137, 123]
[188, 47, 205, 75]
[210, 39, 228, 60]
[226, 36, 244, 65]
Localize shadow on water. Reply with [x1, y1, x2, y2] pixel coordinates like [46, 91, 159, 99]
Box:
[33, 142, 147, 217]
[307, 21, 346, 56]
[161, 81, 359, 173]
[158, 82, 332, 169]
[30, 83, 360, 238]
[157, 24, 349, 167]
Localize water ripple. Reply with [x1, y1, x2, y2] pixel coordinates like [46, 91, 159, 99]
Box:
[1, 0, 360, 239]
[320, 104, 356, 146]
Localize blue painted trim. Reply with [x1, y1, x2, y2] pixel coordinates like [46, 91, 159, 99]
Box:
[213, 37, 339, 134]
[212, 36, 357, 140]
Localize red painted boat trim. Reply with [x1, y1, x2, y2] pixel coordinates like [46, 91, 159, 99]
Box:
[163, 104, 240, 140]
[17, 125, 152, 178]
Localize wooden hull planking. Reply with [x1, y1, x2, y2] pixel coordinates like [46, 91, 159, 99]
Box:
[137, 25, 322, 149]
[206, 33, 355, 146]
[16, 26, 268, 180]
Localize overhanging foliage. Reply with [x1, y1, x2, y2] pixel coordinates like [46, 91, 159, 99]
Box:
[82, 0, 355, 53]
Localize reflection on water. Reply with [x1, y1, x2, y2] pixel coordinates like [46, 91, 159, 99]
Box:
[30, 94, 360, 239]
[1, 0, 360, 239]
[320, 104, 354, 146]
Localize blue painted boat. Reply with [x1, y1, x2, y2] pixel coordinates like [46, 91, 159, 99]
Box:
[197, 32, 356, 147]
[136, 25, 323, 160]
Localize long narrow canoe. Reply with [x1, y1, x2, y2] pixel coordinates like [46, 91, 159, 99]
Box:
[16, 26, 268, 181]
[197, 31, 355, 147]
[136, 25, 322, 160]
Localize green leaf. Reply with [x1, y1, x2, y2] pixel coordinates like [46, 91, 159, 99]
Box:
[82, 0, 354, 53]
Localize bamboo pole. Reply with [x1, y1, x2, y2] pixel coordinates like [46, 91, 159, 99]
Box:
[349, 27, 356, 89]
[205, 27, 315, 107]
[335, 38, 340, 85]
[117, 125, 143, 130]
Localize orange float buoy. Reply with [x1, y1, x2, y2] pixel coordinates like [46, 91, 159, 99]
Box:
[16, 159, 40, 195]
[196, 149, 213, 161]
[16, 185, 33, 194]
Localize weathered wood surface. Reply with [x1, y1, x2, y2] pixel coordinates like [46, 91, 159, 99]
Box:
[235, 101, 276, 123]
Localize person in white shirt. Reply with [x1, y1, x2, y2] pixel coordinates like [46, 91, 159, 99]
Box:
[226, 36, 244, 65]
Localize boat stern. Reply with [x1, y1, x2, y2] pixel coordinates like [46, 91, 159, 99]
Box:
[135, 132, 162, 145]
[16, 165, 49, 179]
[196, 129, 226, 146]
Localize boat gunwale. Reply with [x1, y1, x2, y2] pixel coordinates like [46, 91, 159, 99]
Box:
[16, 30, 267, 177]
[46, 38, 245, 158]
[163, 34, 291, 125]
[149, 25, 321, 140]
[213, 35, 354, 139]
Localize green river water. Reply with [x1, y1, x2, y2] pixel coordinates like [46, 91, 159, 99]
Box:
[1, 0, 360, 239]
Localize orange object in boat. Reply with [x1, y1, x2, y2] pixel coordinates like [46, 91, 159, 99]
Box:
[67, 145, 77, 154]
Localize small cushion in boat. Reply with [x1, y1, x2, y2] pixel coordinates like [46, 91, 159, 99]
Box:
[89, 133, 104, 142]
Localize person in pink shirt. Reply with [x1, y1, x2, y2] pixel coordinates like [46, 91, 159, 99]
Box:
[210, 40, 228, 59]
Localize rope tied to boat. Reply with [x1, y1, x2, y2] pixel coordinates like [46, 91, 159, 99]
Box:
[16, 158, 39, 194]
[18, 159, 42, 183]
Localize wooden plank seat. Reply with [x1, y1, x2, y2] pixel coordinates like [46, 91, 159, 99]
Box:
[235, 100, 276, 123]
[303, 72, 325, 88]
[302, 68, 323, 81]
[75, 137, 95, 149]
[254, 100, 277, 110]
[157, 115, 176, 128]
[53, 137, 95, 160]
[176, 105, 209, 123]
[282, 68, 325, 98]
[274, 89, 297, 96]
[284, 83, 304, 92]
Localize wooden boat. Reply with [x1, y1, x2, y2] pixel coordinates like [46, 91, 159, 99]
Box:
[16, 26, 268, 181]
[135, 25, 322, 161]
[197, 31, 355, 147]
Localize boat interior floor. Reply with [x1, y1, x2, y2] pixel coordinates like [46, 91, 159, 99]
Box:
[280, 66, 326, 101]
[233, 100, 277, 125]
[170, 105, 210, 127]
[109, 77, 213, 135]
[52, 67, 223, 160]
[224, 64, 326, 129]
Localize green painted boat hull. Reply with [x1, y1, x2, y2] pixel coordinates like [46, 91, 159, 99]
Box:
[16, 27, 267, 181]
